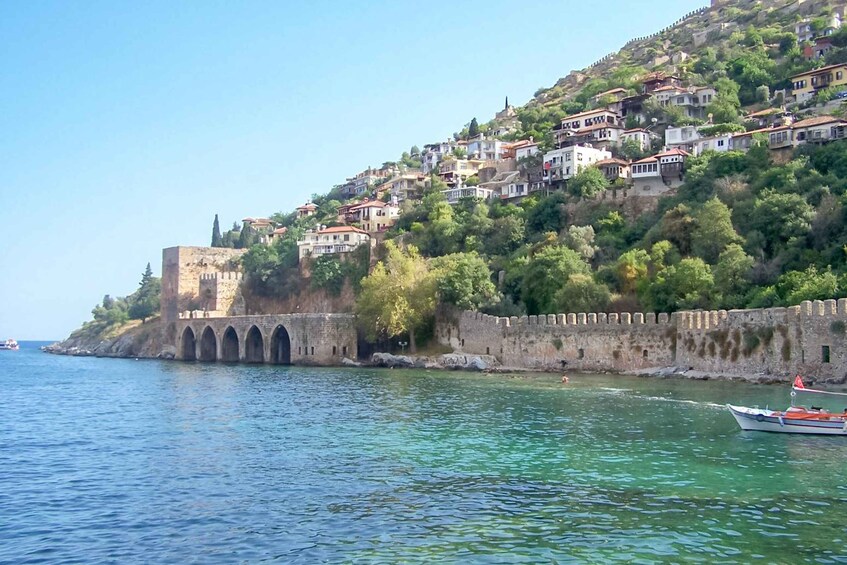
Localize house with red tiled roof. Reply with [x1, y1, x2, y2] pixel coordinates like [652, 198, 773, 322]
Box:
[595, 158, 629, 182]
[347, 199, 400, 233]
[767, 115, 847, 149]
[297, 225, 370, 260]
[629, 148, 689, 196]
[296, 202, 317, 219]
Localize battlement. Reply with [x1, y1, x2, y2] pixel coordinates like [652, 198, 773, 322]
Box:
[200, 271, 243, 281]
[459, 309, 674, 329]
[677, 299, 847, 330]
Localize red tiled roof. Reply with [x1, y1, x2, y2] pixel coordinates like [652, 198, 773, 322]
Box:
[791, 115, 845, 128]
[350, 200, 388, 210]
[272, 227, 288, 235]
[633, 156, 658, 164]
[653, 85, 682, 92]
[560, 108, 620, 122]
[732, 127, 775, 137]
[318, 226, 369, 235]
[595, 158, 629, 166]
[791, 62, 847, 79]
[623, 128, 650, 134]
[296, 203, 317, 211]
[654, 148, 691, 158]
[746, 108, 781, 118]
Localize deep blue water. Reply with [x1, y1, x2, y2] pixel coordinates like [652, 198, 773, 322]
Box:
[3, 342, 847, 563]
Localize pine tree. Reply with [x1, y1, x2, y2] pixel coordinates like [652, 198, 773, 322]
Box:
[468, 117, 479, 137]
[211, 214, 223, 247]
[128, 263, 160, 323]
[237, 224, 255, 249]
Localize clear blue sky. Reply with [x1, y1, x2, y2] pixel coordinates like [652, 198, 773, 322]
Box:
[0, 0, 705, 340]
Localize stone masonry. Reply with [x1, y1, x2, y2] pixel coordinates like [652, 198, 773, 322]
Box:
[439, 300, 847, 381]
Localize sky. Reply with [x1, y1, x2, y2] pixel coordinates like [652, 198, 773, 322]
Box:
[0, 0, 705, 340]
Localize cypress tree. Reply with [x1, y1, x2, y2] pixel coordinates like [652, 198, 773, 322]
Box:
[211, 214, 223, 247]
[469, 117, 479, 137]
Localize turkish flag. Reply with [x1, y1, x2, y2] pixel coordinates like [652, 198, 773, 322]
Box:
[794, 375, 805, 389]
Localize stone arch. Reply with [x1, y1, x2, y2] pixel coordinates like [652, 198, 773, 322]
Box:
[200, 326, 217, 362]
[270, 325, 292, 365]
[181, 326, 196, 361]
[221, 326, 240, 362]
[245, 325, 265, 364]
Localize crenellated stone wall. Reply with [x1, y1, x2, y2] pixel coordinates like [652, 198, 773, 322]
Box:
[198, 272, 244, 316]
[439, 299, 847, 381]
[161, 246, 246, 345]
[675, 299, 847, 380]
[437, 309, 678, 372]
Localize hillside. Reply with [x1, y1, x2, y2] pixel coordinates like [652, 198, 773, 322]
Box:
[530, 0, 834, 109]
[62, 0, 847, 353]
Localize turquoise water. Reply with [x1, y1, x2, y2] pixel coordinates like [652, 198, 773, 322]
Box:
[2, 343, 847, 563]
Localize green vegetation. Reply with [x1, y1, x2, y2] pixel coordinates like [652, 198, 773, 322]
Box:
[83, 263, 162, 336]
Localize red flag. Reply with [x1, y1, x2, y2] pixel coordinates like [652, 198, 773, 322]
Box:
[794, 375, 805, 389]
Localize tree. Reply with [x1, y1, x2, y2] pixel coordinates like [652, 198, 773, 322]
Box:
[554, 274, 611, 313]
[648, 257, 714, 311]
[431, 252, 496, 310]
[619, 138, 648, 161]
[526, 192, 569, 238]
[128, 263, 161, 322]
[568, 166, 609, 198]
[713, 244, 754, 308]
[615, 249, 650, 295]
[237, 223, 256, 249]
[750, 190, 815, 256]
[410, 145, 421, 156]
[468, 118, 480, 138]
[355, 242, 436, 352]
[211, 214, 223, 247]
[562, 225, 598, 260]
[521, 245, 591, 314]
[310, 255, 345, 296]
[691, 198, 743, 264]
[452, 147, 467, 159]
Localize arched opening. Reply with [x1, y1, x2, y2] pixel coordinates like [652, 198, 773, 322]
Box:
[200, 326, 217, 362]
[270, 325, 291, 365]
[222, 326, 239, 362]
[245, 325, 265, 364]
[181, 327, 196, 361]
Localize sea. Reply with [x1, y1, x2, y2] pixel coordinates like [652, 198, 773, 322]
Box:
[2, 340, 847, 563]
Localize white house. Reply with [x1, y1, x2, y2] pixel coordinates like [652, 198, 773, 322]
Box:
[692, 133, 733, 155]
[511, 139, 540, 160]
[297, 226, 370, 260]
[553, 109, 624, 147]
[665, 125, 702, 152]
[347, 200, 400, 233]
[620, 128, 655, 152]
[381, 174, 423, 203]
[466, 135, 508, 161]
[442, 186, 495, 205]
[542, 145, 612, 186]
[421, 140, 456, 173]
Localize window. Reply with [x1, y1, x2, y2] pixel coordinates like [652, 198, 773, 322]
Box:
[823, 345, 831, 363]
[332, 346, 337, 355]
[311, 346, 315, 355]
[343, 234, 350, 241]
[717, 139, 725, 147]
[566, 153, 572, 161]
[837, 71, 843, 80]
[342, 345, 348, 356]
[677, 96, 685, 104]
[643, 349, 648, 358]
[578, 348, 585, 359]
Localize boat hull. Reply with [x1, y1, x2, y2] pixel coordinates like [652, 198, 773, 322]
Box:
[727, 404, 847, 435]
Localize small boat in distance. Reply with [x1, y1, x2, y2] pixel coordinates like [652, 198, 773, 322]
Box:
[728, 376, 847, 435]
[0, 339, 20, 350]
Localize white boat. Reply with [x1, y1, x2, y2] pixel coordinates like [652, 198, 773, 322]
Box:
[728, 376, 847, 435]
[0, 339, 19, 351]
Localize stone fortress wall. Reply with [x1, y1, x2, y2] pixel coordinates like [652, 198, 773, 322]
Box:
[198, 272, 244, 315]
[163, 246, 357, 366]
[439, 300, 847, 381]
[161, 246, 246, 344]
